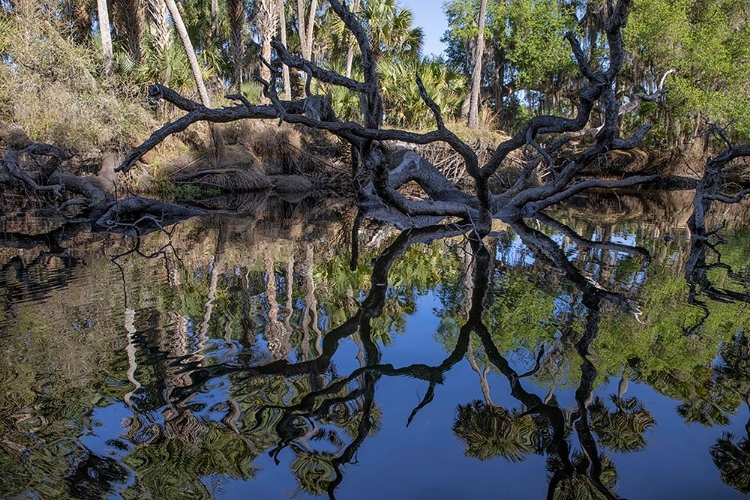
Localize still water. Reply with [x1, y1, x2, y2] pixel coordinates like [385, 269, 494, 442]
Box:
[1, 191, 750, 499]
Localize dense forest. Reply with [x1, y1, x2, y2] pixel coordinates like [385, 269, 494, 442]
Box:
[1, 0, 750, 237]
[1, 0, 749, 152]
[3, 2, 750, 497]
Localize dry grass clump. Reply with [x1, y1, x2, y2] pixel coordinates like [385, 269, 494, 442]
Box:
[171, 144, 271, 193]
[242, 123, 309, 175]
[0, 8, 153, 153]
[11, 81, 152, 153]
[174, 168, 271, 193]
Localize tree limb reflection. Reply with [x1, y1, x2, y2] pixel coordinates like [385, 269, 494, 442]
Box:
[100, 213, 658, 499]
[11, 194, 750, 498]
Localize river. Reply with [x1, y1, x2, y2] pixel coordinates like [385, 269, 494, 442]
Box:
[1, 190, 749, 499]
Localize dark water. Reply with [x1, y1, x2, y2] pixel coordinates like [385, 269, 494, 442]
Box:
[2, 192, 750, 499]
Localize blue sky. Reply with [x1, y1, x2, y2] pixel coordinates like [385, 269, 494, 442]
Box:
[399, 0, 449, 57]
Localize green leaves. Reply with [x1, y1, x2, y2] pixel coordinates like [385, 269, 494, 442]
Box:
[626, 0, 750, 140]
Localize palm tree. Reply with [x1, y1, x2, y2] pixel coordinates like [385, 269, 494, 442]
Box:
[163, 0, 224, 160]
[710, 334, 750, 493]
[278, 0, 292, 99]
[546, 450, 619, 500]
[256, 0, 278, 86]
[63, 0, 94, 46]
[297, 0, 318, 62]
[164, 0, 211, 107]
[344, 0, 360, 77]
[228, 0, 244, 91]
[361, 0, 423, 62]
[467, 0, 487, 128]
[111, 0, 145, 63]
[96, 0, 114, 75]
[711, 429, 750, 494]
[676, 394, 734, 427]
[290, 450, 338, 496]
[296, 0, 319, 95]
[147, 0, 171, 64]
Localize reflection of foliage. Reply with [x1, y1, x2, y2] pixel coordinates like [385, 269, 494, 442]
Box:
[123, 426, 258, 499]
[452, 400, 541, 462]
[589, 395, 656, 452]
[709, 333, 750, 494]
[68, 452, 130, 499]
[290, 450, 338, 496]
[676, 394, 735, 427]
[547, 451, 619, 500]
[711, 432, 750, 494]
[6, 203, 750, 500]
[485, 270, 559, 351]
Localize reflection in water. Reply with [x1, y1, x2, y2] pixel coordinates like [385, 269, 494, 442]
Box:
[1, 194, 750, 498]
[685, 170, 750, 493]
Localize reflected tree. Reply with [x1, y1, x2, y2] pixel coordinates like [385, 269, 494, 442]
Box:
[453, 399, 542, 462]
[711, 332, 750, 493]
[589, 391, 655, 453]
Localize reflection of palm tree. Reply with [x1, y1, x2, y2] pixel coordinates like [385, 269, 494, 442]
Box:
[589, 394, 655, 453]
[290, 450, 338, 497]
[712, 426, 750, 494]
[452, 399, 540, 462]
[711, 334, 750, 493]
[547, 450, 619, 500]
[676, 395, 733, 427]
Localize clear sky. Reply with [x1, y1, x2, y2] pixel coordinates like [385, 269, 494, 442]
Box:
[399, 0, 449, 58]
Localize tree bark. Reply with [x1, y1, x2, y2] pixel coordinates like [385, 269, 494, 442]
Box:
[297, 0, 318, 95]
[116, 0, 683, 233]
[164, 0, 211, 107]
[164, 0, 224, 160]
[344, 0, 360, 78]
[256, 0, 279, 90]
[467, 0, 487, 129]
[278, 0, 292, 99]
[147, 0, 171, 61]
[97, 0, 114, 76]
[229, 0, 245, 91]
[111, 0, 145, 63]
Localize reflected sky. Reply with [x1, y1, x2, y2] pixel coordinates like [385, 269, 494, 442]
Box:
[1, 193, 750, 499]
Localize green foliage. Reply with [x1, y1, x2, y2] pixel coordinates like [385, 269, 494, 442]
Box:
[625, 0, 750, 141]
[442, 0, 577, 126]
[174, 183, 222, 200]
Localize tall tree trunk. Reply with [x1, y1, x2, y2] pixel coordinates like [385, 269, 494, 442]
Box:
[296, 0, 318, 95]
[467, 0, 487, 129]
[111, 0, 145, 63]
[494, 46, 506, 124]
[278, 0, 292, 99]
[97, 0, 114, 76]
[344, 0, 360, 78]
[211, 0, 218, 40]
[164, 0, 224, 161]
[148, 0, 170, 59]
[164, 0, 211, 107]
[228, 0, 245, 91]
[297, 0, 317, 61]
[256, 0, 278, 90]
[68, 0, 94, 46]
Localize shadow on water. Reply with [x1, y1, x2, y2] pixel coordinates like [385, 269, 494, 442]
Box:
[0, 191, 750, 498]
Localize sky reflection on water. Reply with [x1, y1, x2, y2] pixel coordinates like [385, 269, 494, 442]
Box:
[1, 193, 750, 499]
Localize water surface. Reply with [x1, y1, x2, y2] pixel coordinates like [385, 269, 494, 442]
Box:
[1, 192, 750, 499]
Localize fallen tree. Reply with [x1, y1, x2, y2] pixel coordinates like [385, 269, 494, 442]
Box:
[2, 0, 746, 240]
[115, 0, 658, 234]
[0, 123, 203, 240]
